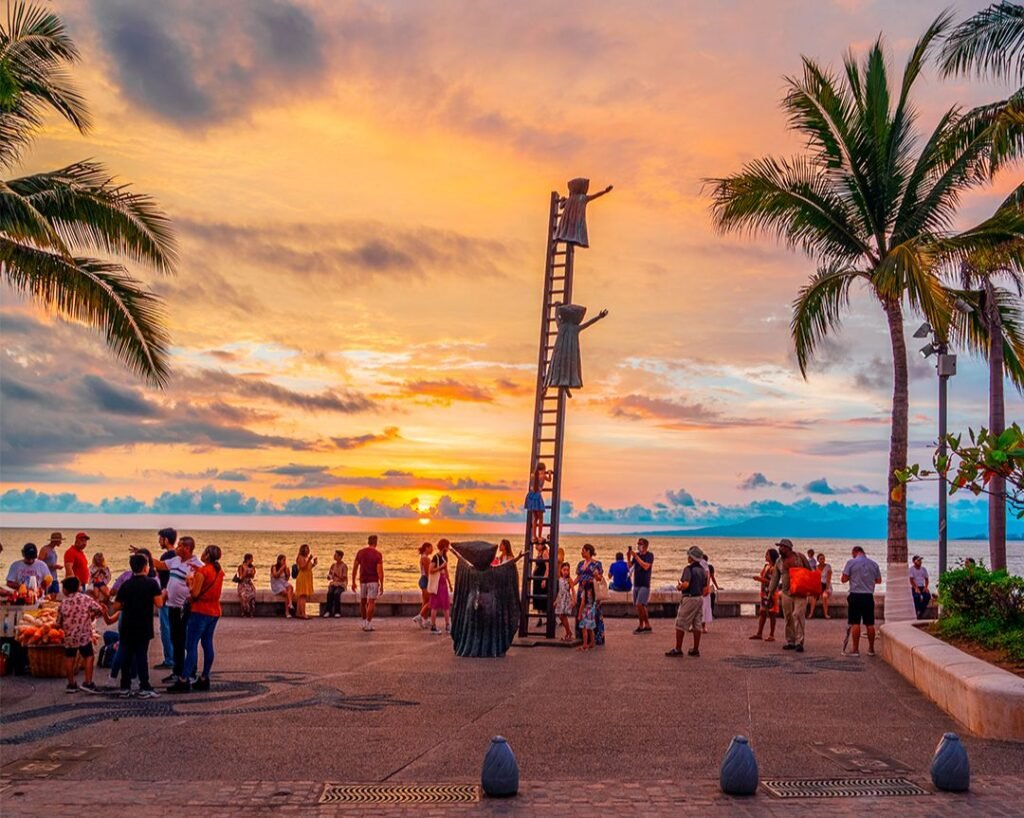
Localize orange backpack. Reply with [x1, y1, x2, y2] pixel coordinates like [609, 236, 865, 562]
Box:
[789, 566, 822, 597]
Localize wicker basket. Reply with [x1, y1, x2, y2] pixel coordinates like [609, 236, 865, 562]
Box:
[27, 645, 68, 678]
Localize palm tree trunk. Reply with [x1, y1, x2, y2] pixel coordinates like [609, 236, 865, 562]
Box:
[883, 297, 915, 621]
[986, 283, 1007, 570]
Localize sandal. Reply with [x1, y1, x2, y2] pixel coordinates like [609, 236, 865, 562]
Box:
[664, 648, 684, 657]
[764, 636, 776, 642]
[748, 634, 762, 640]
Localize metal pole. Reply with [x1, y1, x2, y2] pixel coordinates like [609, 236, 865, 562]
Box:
[937, 351, 948, 578]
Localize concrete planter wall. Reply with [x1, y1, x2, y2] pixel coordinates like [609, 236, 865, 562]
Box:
[880, 621, 1024, 742]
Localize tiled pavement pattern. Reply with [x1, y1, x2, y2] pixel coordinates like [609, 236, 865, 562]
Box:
[4, 776, 1024, 816]
[3, 617, 1023, 817]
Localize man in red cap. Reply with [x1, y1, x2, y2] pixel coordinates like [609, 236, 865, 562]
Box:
[64, 532, 90, 587]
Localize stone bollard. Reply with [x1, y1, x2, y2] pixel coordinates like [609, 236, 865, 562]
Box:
[720, 735, 759, 795]
[481, 735, 519, 798]
[931, 732, 970, 792]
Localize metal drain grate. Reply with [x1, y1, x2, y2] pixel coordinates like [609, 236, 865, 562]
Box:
[319, 784, 479, 804]
[762, 778, 928, 798]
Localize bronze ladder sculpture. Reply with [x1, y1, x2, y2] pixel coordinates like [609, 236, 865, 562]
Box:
[519, 191, 574, 639]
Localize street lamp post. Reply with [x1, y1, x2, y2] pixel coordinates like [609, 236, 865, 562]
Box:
[916, 324, 958, 577]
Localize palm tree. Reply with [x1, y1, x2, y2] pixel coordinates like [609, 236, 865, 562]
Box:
[940, 3, 1024, 569]
[945, 187, 1024, 570]
[706, 15, 1024, 617]
[0, 1, 176, 385]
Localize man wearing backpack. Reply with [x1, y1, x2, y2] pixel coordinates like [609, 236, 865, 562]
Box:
[767, 538, 813, 653]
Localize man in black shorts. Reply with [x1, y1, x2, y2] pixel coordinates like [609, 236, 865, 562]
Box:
[841, 545, 882, 656]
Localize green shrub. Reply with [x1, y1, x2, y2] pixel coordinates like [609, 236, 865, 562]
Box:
[937, 565, 1024, 662]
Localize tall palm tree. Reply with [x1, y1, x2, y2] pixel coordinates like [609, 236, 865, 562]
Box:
[940, 3, 1024, 568]
[707, 16, 1024, 617]
[0, 1, 176, 386]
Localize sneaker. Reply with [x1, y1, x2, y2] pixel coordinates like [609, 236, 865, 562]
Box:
[867, 650, 876, 657]
[366, 622, 375, 631]
[161, 673, 178, 684]
[153, 662, 172, 670]
[119, 689, 134, 698]
[420, 617, 431, 630]
[166, 680, 191, 694]
[843, 651, 860, 657]
[79, 681, 100, 694]
[633, 626, 645, 634]
[783, 643, 796, 650]
[687, 649, 700, 657]
[333, 613, 341, 618]
[137, 688, 160, 699]
[192, 677, 210, 692]
[65, 683, 78, 694]
[412, 615, 423, 627]
[795, 644, 805, 653]
[431, 626, 441, 634]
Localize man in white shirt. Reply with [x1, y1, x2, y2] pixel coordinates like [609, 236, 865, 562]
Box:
[147, 536, 203, 683]
[909, 555, 931, 620]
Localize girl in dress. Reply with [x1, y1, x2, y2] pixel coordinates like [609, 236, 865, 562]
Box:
[554, 177, 613, 248]
[577, 583, 597, 651]
[428, 539, 452, 635]
[545, 304, 608, 398]
[554, 562, 575, 641]
[236, 553, 257, 617]
[90, 552, 111, 603]
[524, 462, 552, 545]
[414, 542, 433, 628]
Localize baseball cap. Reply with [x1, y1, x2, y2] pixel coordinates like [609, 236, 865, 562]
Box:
[912, 554, 922, 562]
[775, 538, 794, 549]
[75, 531, 90, 540]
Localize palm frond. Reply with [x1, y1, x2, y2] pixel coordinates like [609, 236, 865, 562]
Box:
[0, 179, 66, 251]
[790, 263, 864, 376]
[0, 238, 171, 385]
[705, 156, 871, 262]
[8, 161, 178, 273]
[947, 286, 1024, 390]
[873, 239, 951, 329]
[939, 1, 1024, 84]
[0, 0, 89, 168]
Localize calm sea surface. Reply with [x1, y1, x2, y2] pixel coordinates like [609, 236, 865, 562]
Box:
[2, 529, 1019, 592]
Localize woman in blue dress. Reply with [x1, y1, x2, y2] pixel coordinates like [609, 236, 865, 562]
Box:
[575, 544, 605, 645]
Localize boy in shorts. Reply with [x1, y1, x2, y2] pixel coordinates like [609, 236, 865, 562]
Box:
[56, 577, 118, 693]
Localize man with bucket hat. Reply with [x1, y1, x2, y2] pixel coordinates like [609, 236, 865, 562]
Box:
[767, 538, 813, 652]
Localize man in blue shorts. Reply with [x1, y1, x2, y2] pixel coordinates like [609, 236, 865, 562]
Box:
[628, 538, 654, 634]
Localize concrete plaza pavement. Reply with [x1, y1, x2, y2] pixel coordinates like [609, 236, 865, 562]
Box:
[2, 615, 1023, 815]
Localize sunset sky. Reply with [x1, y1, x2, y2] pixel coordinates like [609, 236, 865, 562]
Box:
[1, 0, 1021, 535]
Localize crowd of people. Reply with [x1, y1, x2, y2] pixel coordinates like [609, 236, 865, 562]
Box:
[3, 528, 939, 688]
[4, 529, 225, 697]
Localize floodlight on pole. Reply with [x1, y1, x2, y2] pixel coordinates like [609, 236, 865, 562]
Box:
[919, 342, 938, 358]
[913, 322, 932, 339]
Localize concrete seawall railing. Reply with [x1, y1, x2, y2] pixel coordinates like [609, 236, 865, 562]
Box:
[217, 587, 936, 619]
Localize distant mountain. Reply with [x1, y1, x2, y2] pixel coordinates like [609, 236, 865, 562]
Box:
[631, 515, 884, 539]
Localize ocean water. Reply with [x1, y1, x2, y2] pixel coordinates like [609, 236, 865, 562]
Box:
[2, 528, 1019, 592]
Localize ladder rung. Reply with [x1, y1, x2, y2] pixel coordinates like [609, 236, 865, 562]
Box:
[538, 438, 556, 443]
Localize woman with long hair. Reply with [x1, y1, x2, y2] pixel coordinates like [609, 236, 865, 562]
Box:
[751, 548, 780, 641]
[236, 553, 257, 617]
[574, 544, 605, 645]
[170, 545, 224, 694]
[294, 544, 317, 619]
[270, 554, 294, 618]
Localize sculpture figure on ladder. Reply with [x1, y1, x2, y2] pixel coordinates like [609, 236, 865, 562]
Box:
[545, 303, 608, 398]
[554, 177, 613, 248]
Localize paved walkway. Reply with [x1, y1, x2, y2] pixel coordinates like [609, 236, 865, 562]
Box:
[2, 616, 1023, 816]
